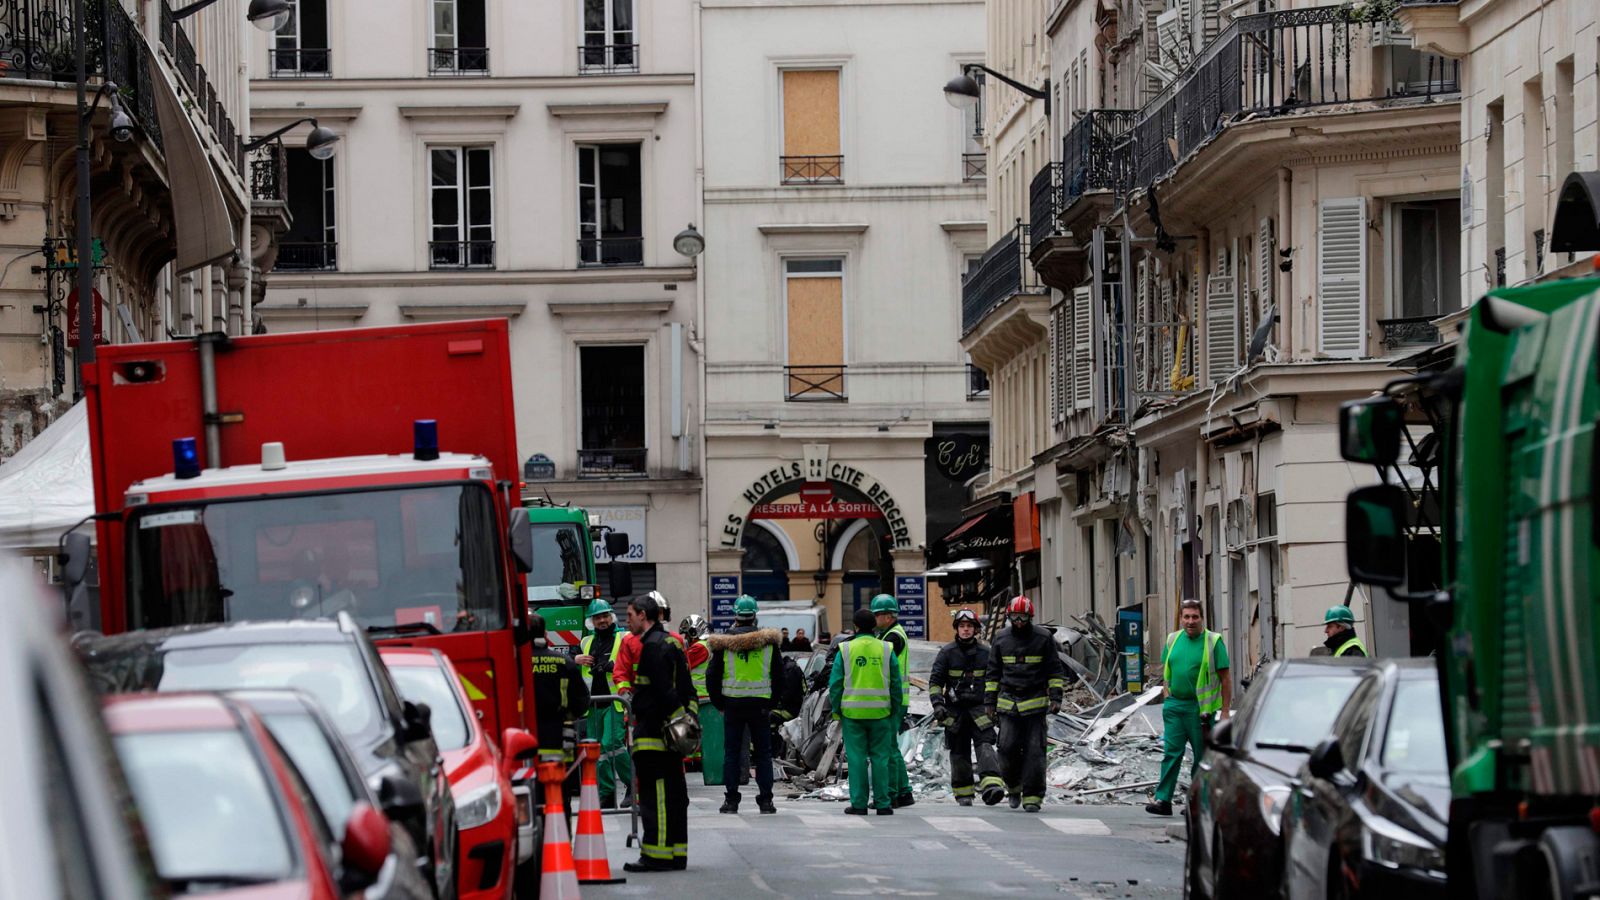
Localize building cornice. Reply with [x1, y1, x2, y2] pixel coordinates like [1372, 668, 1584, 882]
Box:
[399, 301, 528, 319]
[400, 104, 519, 119]
[547, 298, 674, 316]
[756, 223, 869, 235]
[252, 105, 363, 121]
[940, 220, 986, 233]
[706, 183, 983, 204]
[266, 266, 696, 289]
[256, 302, 370, 320]
[252, 74, 694, 91]
[545, 101, 669, 117]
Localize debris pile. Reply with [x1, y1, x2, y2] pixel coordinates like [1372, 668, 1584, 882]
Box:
[1044, 685, 1169, 804]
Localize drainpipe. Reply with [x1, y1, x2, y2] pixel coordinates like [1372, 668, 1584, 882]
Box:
[197, 332, 226, 468]
[692, 0, 710, 609]
[1277, 167, 1293, 359]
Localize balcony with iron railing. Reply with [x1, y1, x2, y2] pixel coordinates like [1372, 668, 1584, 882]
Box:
[429, 47, 489, 75]
[1062, 109, 1136, 205]
[578, 43, 639, 74]
[963, 152, 987, 183]
[962, 223, 1044, 337]
[1379, 316, 1441, 347]
[785, 365, 847, 402]
[781, 155, 844, 185]
[578, 235, 643, 268]
[430, 240, 495, 269]
[578, 447, 648, 479]
[1129, 6, 1460, 191]
[1029, 163, 1063, 243]
[249, 144, 287, 202]
[276, 242, 338, 272]
[269, 48, 332, 78]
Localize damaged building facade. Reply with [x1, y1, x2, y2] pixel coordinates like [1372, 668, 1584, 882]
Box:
[963, 0, 1467, 678]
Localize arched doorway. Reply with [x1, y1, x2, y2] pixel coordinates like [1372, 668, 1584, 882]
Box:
[739, 525, 790, 604]
[838, 521, 890, 617]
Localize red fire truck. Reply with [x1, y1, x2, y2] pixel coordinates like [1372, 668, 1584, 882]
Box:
[65, 321, 544, 737]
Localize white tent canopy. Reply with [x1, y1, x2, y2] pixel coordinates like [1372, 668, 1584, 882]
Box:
[0, 403, 92, 552]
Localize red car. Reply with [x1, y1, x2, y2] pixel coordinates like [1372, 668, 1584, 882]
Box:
[104, 692, 392, 899]
[381, 648, 533, 899]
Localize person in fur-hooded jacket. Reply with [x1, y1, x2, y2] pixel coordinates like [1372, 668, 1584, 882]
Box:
[705, 596, 784, 814]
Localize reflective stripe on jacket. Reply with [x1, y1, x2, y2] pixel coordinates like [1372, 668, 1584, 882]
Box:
[1163, 630, 1224, 715]
[840, 637, 893, 718]
[722, 645, 774, 699]
[580, 632, 624, 712]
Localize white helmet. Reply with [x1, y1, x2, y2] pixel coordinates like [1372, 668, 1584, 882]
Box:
[644, 590, 670, 619]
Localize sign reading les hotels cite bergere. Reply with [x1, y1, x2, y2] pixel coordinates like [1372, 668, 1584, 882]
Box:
[720, 444, 912, 551]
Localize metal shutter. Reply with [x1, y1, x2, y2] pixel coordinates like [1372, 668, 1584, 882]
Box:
[1072, 286, 1093, 409]
[1317, 198, 1367, 357]
[1257, 216, 1274, 318]
[1206, 274, 1237, 383]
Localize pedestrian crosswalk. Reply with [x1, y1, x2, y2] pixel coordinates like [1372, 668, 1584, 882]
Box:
[685, 808, 1113, 837]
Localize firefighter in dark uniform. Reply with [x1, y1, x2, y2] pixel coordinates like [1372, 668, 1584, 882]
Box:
[622, 594, 695, 873]
[930, 609, 1006, 806]
[984, 596, 1067, 812]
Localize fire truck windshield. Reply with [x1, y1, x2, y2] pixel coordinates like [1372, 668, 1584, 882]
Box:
[525, 522, 591, 601]
[125, 484, 505, 633]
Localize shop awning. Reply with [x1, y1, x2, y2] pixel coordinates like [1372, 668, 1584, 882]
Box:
[148, 54, 237, 272]
[930, 505, 1014, 566]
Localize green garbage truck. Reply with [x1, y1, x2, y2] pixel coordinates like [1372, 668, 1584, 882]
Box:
[521, 501, 633, 655]
[1340, 175, 1600, 898]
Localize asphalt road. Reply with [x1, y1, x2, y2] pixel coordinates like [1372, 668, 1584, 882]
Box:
[584, 782, 1185, 898]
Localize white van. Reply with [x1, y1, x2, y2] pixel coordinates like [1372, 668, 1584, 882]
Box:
[752, 601, 830, 643]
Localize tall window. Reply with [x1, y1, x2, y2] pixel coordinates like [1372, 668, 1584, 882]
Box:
[1390, 199, 1462, 326]
[429, 0, 488, 74]
[580, 0, 636, 74]
[785, 258, 846, 401]
[429, 147, 494, 269]
[577, 143, 643, 267]
[579, 345, 646, 478]
[781, 69, 842, 185]
[271, 0, 330, 77]
[279, 149, 336, 271]
[961, 64, 985, 183]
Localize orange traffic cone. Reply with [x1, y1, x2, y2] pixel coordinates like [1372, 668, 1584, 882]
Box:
[538, 761, 583, 900]
[573, 740, 625, 884]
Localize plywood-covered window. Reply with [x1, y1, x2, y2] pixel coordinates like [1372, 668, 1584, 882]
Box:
[785, 258, 846, 400]
[781, 69, 843, 184]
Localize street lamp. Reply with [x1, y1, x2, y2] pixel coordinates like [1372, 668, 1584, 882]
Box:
[673, 223, 706, 258]
[943, 66, 1051, 119]
[244, 118, 342, 160]
[171, 0, 294, 31]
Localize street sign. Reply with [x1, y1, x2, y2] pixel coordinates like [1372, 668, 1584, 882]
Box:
[710, 575, 740, 631]
[66, 287, 104, 348]
[894, 575, 927, 639]
[750, 500, 881, 519]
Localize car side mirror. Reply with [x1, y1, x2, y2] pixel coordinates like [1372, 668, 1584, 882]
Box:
[1206, 717, 1236, 754]
[1339, 396, 1403, 466]
[509, 514, 534, 574]
[401, 700, 432, 743]
[1346, 484, 1408, 589]
[502, 727, 538, 779]
[1307, 737, 1346, 781]
[338, 802, 392, 892]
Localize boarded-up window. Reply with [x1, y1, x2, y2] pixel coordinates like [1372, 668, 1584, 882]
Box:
[785, 258, 845, 399]
[782, 69, 842, 182]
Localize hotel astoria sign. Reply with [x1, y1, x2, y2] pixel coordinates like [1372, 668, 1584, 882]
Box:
[719, 444, 913, 551]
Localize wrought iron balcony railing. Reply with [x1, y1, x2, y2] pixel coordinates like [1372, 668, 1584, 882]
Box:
[1030, 163, 1063, 241]
[1379, 316, 1441, 347]
[1062, 109, 1136, 203]
[785, 365, 847, 402]
[430, 240, 495, 269]
[578, 43, 639, 74]
[961, 223, 1042, 336]
[249, 144, 287, 202]
[577, 235, 643, 268]
[276, 242, 338, 271]
[269, 48, 331, 78]
[428, 47, 489, 75]
[963, 152, 987, 182]
[781, 155, 844, 185]
[1131, 5, 1460, 189]
[578, 447, 648, 479]
[1, 0, 164, 150]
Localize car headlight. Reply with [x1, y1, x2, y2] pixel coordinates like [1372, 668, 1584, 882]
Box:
[1258, 786, 1291, 834]
[455, 781, 503, 831]
[1362, 823, 1445, 873]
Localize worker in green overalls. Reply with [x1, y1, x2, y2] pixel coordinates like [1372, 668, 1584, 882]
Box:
[830, 607, 904, 814]
[575, 598, 632, 808]
[1146, 599, 1232, 816]
[871, 593, 915, 808]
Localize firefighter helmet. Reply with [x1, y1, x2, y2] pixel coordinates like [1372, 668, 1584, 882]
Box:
[870, 594, 899, 615]
[679, 613, 708, 640]
[952, 608, 980, 629]
[644, 590, 670, 617]
[1006, 596, 1034, 618]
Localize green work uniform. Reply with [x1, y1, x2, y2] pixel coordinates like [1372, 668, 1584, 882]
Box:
[828, 635, 904, 811]
[690, 638, 728, 786]
[877, 622, 913, 802]
[1155, 629, 1228, 803]
[581, 630, 633, 802]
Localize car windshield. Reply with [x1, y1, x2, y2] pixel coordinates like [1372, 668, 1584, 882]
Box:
[88, 643, 385, 746]
[387, 662, 472, 751]
[1383, 678, 1449, 776]
[125, 484, 505, 634]
[115, 730, 295, 886]
[260, 711, 362, 837]
[1247, 672, 1365, 750]
[525, 522, 592, 600]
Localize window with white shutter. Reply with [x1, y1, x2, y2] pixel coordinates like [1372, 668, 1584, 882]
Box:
[1050, 301, 1068, 425]
[1317, 197, 1367, 357]
[1235, 236, 1250, 340]
[1135, 259, 1151, 392]
[1159, 268, 1176, 389]
[1257, 216, 1274, 319]
[1072, 286, 1093, 409]
[1205, 274, 1238, 383]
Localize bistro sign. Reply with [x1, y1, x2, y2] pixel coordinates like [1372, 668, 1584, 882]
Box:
[719, 444, 912, 550]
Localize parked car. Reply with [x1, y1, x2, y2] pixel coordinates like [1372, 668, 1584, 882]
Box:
[1281, 659, 1449, 899]
[79, 613, 458, 899]
[103, 692, 392, 898]
[232, 689, 433, 900]
[0, 554, 162, 900]
[1184, 657, 1374, 899]
[381, 647, 534, 900]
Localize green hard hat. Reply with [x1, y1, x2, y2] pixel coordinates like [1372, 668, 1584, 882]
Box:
[1323, 605, 1356, 626]
[586, 599, 614, 618]
[870, 594, 898, 615]
[734, 595, 759, 617]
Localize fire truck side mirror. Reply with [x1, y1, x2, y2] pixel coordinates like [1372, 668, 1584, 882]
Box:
[508, 515, 534, 574]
